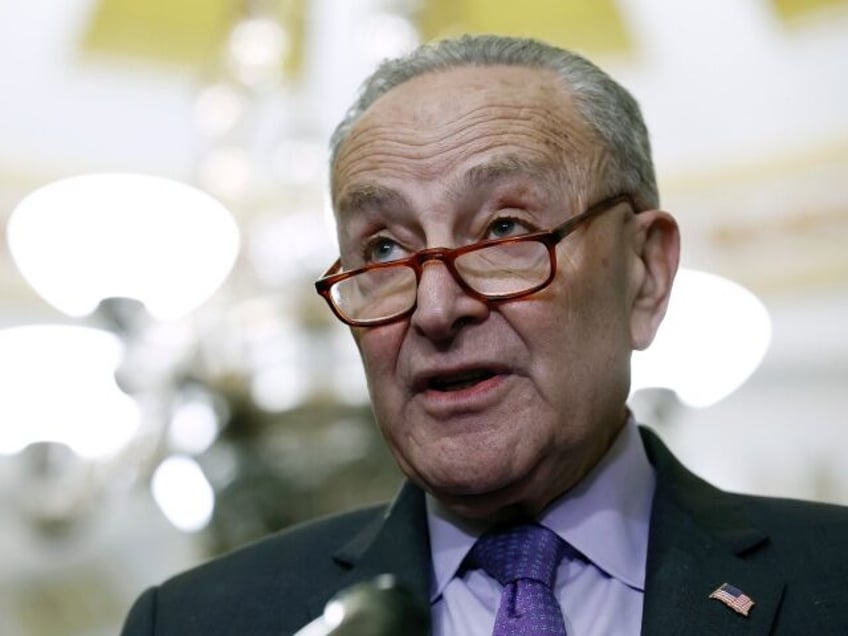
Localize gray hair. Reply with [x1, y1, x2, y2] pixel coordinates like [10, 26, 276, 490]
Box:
[329, 34, 658, 209]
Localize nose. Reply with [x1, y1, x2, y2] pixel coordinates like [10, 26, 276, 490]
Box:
[410, 259, 489, 342]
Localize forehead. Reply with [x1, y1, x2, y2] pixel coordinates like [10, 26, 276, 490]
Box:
[331, 65, 600, 211]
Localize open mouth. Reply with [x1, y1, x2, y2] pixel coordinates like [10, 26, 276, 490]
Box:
[428, 369, 496, 392]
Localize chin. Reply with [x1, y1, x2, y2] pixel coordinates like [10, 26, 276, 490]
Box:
[418, 455, 516, 493]
[418, 463, 551, 522]
[435, 487, 546, 523]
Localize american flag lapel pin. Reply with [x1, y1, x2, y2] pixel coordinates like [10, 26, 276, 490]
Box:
[709, 582, 755, 617]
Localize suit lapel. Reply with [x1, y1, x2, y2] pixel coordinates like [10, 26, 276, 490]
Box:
[306, 481, 431, 619]
[640, 428, 784, 635]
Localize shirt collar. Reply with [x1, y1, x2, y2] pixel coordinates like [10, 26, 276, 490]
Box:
[426, 417, 655, 601]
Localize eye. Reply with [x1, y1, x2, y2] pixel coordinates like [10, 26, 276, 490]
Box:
[364, 236, 404, 263]
[486, 216, 534, 240]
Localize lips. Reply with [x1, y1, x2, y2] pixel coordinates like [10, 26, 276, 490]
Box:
[428, 369, 496, 392]
[413, 364, 508, 394]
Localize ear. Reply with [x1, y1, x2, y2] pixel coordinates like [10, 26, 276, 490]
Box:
[628, 210, 680, 350]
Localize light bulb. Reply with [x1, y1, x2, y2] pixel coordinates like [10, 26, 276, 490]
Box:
[8, 173, 240, 320]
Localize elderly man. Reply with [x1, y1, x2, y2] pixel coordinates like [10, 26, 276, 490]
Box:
[122, 35, 848, 635]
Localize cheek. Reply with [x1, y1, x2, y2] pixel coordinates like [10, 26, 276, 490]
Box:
[500, 295, 577, 398]
[355, 325, 406, 396]
[509, 266, 628, 393]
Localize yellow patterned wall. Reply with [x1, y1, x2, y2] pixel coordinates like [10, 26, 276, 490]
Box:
[772, 0, 848, 20]
[82, 0, 237, 65]
[81, 0, 306, 76]
[415, 0, 633, 57]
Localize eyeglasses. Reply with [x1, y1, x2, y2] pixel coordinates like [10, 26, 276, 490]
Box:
[315, 194, 634, 327]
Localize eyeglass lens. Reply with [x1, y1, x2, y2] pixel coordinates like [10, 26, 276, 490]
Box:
[330, 240, 552, 323]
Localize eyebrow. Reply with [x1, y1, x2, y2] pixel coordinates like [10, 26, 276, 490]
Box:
[335, 183, 407, 217]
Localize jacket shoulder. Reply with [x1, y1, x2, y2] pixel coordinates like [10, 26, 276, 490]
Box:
[170, 502, 387, 590]
[732, 491, 848, 561]
[124, 503, 389, 636]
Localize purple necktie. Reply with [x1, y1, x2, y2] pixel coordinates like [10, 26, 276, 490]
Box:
[467, 523, 568, 635]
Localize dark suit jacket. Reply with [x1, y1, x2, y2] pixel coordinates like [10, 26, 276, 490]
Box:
[121, 428, 848, 635]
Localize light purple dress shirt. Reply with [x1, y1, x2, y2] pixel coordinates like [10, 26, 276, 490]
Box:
[427, 419, 655, 636]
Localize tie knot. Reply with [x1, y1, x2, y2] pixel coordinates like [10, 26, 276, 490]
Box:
[467, 523, 566, 589]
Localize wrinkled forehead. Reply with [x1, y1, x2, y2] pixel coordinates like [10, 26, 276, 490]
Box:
[330, 65, 603, 209]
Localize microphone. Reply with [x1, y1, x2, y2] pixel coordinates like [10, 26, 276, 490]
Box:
[293, 574, 428, 636]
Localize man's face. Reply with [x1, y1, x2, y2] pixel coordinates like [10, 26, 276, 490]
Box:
[332, 66, 645, 520]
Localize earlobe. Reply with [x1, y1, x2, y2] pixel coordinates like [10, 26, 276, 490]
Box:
[629, 210, 680, 350]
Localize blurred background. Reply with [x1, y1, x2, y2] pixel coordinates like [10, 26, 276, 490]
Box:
[0, 0, 846, 634]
